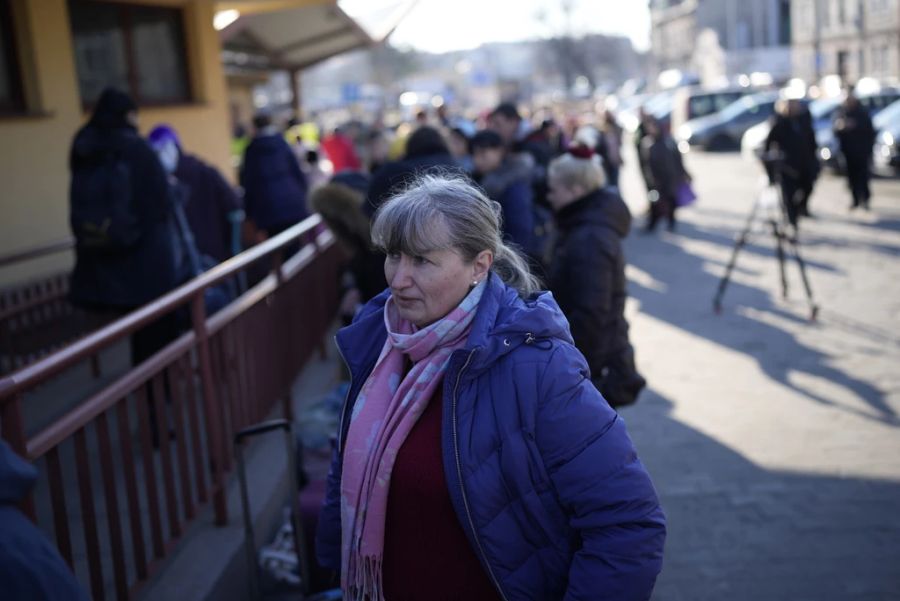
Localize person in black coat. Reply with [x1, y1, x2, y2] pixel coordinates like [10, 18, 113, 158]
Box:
[69, 88, 179, 311]
[0, 439, 90, 601]
[641, 117, 691, 232]
[547, 146, 646, 407]
[68, 88, 181, 366]
[241, 113, 309, 237]
[364, 126, 460, 216]
[765, 99, 820, 224]
[834, 90, 877, 210]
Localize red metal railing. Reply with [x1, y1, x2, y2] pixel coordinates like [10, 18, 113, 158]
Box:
[0, 238, 105, 376]
[0, 216, 343, 600]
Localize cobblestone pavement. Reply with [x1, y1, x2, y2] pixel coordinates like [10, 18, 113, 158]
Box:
[614, 149, 900, 601]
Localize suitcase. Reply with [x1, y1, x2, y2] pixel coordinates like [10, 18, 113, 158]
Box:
[234, 419, 340, 600]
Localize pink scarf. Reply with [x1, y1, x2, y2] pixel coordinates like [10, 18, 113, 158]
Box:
[340, 281, 485, 600]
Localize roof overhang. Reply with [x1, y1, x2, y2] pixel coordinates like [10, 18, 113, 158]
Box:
[216, 0, 374, 73]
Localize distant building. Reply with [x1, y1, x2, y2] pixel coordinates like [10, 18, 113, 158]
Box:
[792, 0, 900, 83]
[650, 0, 793, 82]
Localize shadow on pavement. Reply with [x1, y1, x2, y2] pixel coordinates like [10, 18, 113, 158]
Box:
[624, 231, 897, 426]
[623, 388, 900, 601]
[663, 219, 840, 275]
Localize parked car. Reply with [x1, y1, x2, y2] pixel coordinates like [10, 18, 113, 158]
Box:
[873, 99, 900, 177]
[671, 86, 752, 133]
[676, 91, 779, 151]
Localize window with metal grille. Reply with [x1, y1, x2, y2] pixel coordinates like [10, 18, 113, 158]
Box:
[68, 0, 192, 107]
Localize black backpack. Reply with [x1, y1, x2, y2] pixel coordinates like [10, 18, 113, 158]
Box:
[70, 151, 141, 250]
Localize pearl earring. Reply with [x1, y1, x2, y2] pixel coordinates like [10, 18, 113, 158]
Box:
[472, 280, 479, 286]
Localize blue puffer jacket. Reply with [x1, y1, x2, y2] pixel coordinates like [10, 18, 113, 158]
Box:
[316, 273, 666, 600]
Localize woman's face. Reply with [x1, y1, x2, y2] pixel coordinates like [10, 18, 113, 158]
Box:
[384, 227, 492, 327]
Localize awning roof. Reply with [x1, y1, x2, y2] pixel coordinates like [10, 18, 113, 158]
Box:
[216, 0, 415, 72]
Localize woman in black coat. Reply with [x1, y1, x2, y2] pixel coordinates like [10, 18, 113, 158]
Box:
[641, 117, 691, 232]
[547, 146, 646, 407]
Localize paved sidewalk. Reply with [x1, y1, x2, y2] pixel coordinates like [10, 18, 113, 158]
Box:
[616, 149, 900, 600]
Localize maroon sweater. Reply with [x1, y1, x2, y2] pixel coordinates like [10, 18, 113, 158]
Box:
[382, 385, 500, 601]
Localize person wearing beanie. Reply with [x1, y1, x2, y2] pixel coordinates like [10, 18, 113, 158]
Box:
[148, 124, 243, 264]
[69, 87, 181, 367]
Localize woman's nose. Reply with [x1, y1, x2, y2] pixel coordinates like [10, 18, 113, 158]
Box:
[390, 259, 412, 288]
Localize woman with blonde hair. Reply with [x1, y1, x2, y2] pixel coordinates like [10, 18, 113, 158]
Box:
[547, 145, 646, 408]
[316, 173, 664, 600]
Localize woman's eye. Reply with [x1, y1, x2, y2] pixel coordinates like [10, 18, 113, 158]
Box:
[413, 256, 428, 265]
[387, 252, 400, 261]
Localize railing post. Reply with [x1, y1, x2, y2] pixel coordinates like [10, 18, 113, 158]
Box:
[1, 394, 36, 520]
[191, 294, 228, 526]
[272, 247, 293, 422]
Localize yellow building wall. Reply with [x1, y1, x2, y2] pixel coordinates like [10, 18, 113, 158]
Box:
[0, 0, 233, 285]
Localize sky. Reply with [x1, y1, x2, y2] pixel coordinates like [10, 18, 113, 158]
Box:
[338, 0, 651, 54]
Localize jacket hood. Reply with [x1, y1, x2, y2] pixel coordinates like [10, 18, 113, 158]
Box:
[89, 88, 137, 130]
[338, 273, 573, 379]
[463, 273, 573, 377]
[248, 133, 290, 156]
[70, 122, 140, 164]
[555, 187, 632, 239]
[0, 440, 36, 505]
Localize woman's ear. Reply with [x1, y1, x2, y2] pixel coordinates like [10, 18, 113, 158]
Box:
[472, 250, 493, 283]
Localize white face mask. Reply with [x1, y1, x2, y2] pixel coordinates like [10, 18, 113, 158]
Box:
[155, 140, 180, 174]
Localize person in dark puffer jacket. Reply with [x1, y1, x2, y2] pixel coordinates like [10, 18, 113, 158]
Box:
[316, 175, 665, 601]
[241, 113, 309, 237]
[69, 88, 179, 311]
[471, 129, 536, 254]
[68, 88, 182, 367]
[548, 146, 646, 408]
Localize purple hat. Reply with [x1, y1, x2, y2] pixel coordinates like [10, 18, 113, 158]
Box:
[147, 124, 181, 149]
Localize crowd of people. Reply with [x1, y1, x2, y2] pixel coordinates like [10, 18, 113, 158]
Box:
[18, 77, 874, 600]
[299, 100, 662, 409]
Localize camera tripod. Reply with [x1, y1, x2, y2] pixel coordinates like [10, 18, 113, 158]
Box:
[712, 157, 819, 321]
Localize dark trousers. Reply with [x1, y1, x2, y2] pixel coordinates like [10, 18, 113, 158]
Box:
[130, 313, 182, 366]
[647, 193, 676, 231]
[780, 176, 814, 227]
[131, 313, 181, 445]
[846, 159, 871, 208]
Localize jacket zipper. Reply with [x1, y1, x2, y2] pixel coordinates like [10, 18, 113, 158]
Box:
[335, 336, 353, 453]
[452, 350, 509, 601]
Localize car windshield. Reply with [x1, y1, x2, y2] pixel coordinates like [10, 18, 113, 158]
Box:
[718, 94, 774, 121]
[875, 99, 900, 130]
